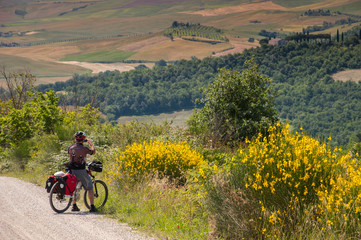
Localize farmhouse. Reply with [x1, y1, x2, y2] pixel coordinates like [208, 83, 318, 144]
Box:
[269, 38, 286, 46]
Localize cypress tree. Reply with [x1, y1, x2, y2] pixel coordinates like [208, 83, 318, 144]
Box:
[337, 29, 339, 42]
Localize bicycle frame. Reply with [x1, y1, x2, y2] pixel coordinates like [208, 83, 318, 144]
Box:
[88, 171, 98, 197]
[49, 163, 108, 213]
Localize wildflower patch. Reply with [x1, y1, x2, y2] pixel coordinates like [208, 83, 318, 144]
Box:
[108, 141, 203, 181]
[230, 123, 361, 235]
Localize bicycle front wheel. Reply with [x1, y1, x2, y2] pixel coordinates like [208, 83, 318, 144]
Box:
[49, 181, 72, 213]
[84, 179, 108, 209]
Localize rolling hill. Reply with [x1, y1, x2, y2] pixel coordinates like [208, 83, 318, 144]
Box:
[1, 0, 361, 81]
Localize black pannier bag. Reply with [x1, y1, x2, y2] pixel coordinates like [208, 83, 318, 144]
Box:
[57, 175, 67, 195]
[89, 160, 103, 172]
[45, 175, 56, 193]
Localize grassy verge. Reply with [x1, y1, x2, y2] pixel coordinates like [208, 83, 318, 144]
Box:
[103, 177, 209, 239]
[2, 120, 361, 239]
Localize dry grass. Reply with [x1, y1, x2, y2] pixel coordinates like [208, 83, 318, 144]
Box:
[128, 38, 233, 61]
[35, 76, 72, 85]
[59, 61, 154, 74]
[0, 45, 81, 62]
[0, 76, 72, 88]
[117, 109, 194, 128]
[213, 37, 259, 56]
[206, 11, 297, 30]
[0, 6, 17, 22]
[290, 0, 359, 11]
[185, 2, 287, 17]
[333, 69, 361, 83]
[0, 52, 87, 77]
[25, 2, 88, 19]
[118, 36, 171, 52]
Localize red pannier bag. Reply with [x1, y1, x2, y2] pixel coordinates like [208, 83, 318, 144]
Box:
[46, 172, 77, 195]
[63, 173, 77, 195]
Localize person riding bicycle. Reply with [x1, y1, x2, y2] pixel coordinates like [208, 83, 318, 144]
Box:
[68, 131, 96, 212]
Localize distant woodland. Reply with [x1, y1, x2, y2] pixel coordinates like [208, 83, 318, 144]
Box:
[37, 30, 361, 146]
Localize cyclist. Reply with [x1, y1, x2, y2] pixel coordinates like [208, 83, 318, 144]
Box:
[68, 131, 96, 212]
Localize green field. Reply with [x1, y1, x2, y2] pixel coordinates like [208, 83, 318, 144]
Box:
[273, 0, 325, 8]
[60, 50, 136, 62]
[0, 54, 88, 77]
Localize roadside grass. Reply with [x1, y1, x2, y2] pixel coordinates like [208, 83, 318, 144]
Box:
[60, 50, 136, 62]
[104, 176, 209, 240]
[2, 120, 361, 239]
[0, 118, 210, 239]
[0, 161, 210, 239]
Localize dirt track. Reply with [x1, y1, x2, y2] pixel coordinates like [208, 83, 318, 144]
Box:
[0, 176, 154, 240]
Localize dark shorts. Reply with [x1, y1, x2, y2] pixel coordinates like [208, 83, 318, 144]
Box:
[71, 169, 93, 190]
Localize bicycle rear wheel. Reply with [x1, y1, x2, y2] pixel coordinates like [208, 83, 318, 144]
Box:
[84, 179, 108, 209]
[49, 181, 72, 213]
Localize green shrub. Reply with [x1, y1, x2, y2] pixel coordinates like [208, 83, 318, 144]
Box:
[9, 139, 36, 169]
[25, 134, 70, 174]
[189, 59, 277, 147]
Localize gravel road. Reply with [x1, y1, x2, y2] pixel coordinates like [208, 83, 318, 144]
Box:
[0, 176, 154, 240]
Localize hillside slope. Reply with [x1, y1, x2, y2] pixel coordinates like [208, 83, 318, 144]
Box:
[1, 0, 360, 74]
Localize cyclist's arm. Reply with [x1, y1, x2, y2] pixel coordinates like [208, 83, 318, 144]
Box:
[87, 139, 96, 155]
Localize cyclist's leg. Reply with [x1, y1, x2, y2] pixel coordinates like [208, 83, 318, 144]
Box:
[78, 170, 94, 205]
[88, 190, 94, 205]
[71, 169, 92, 203]
[72, 181, 81, 205]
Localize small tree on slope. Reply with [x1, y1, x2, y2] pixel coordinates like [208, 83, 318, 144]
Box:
[188, 58, 278, 147]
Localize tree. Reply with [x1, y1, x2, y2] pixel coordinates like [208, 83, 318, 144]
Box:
[171, 21, 179, 28]
[188, 59, 278, 146]
[337, 29, 340, 42]
[0, 91, 63, 147]
[31, 91, 63, 134]
[135, 64, 148, 70]
[0, 66, 36, 109]
[155, 59, 167, 67]
[259, 38, 269, 45]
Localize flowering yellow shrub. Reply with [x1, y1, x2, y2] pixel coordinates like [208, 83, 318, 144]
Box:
[238, 124, 336, 209]
[317, 155, 361, 228]
[234, 123, 361, 232]
[204, 123, 361, 238]
[107, 141, 203, 181]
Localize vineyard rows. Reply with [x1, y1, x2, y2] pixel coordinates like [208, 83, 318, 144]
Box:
[165, 24, 228, 42]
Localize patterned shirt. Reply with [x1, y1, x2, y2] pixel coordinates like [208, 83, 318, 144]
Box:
[68, 143, 95, 169]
